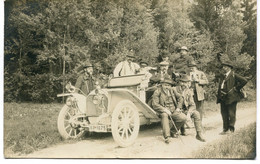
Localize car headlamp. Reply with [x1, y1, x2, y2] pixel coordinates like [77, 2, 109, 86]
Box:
[66, 97, 72, 106]
[66, 97, 76, 106]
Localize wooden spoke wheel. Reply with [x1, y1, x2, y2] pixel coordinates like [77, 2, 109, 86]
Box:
[57, 105, 84, 139]
[111, 100, 140, 147]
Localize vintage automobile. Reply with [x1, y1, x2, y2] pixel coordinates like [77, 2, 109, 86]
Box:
[57, 74, 160, 147]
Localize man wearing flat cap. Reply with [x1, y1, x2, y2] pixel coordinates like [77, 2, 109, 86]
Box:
[113, 49, 140, 77]
[175, 75, 206, 142]
[217, 61, 247, 135]
[152, 77, 186, 143]
[188, 61, 208, 123]
[170, 46, 194, 78]
[150, 61, 171, 84]
[75, 61, 96, 95]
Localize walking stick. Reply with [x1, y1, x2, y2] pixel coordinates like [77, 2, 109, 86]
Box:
[169, 115, 185, 144]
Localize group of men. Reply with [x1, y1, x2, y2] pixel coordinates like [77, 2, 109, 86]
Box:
[75, 45, 247, 144]
[148, 46, 209, 143]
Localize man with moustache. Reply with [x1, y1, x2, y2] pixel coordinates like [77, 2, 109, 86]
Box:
[217, 61, 247, 134]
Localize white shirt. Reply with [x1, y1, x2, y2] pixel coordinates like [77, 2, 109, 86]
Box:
[221, 70, 231, 89]
[113, 60, 140, 77]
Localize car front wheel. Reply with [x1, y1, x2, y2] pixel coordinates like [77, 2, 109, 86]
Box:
[57, 105, 84, 139]
[111, 100, 140, 147]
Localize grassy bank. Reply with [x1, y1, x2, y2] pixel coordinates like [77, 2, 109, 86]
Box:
[4, 103, 80, 156]
[194, 122, 256, 159]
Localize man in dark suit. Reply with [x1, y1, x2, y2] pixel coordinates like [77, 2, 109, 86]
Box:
[217, 61, 247, 134]
[75, 61, 96, 95]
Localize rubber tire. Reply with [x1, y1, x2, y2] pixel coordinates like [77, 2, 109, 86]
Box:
[57, 105, 84, 139]
[111, 100, 140, 147]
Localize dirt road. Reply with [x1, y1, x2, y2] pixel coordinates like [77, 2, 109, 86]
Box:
[25, 103, 256, 158]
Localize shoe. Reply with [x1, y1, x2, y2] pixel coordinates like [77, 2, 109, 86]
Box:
[172, 133, 179, 138]
[165, 137, 171, 144]
[219, 130, 230, 135]
[196, 133, 206, 142]
[181, 132, 188, 136]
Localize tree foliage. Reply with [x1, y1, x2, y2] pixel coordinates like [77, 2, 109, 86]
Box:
[240, 0, 256, 81]
[4, 0, 255, 102]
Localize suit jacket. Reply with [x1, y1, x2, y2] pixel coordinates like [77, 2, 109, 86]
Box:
[217, 71, 247, 104]
[190, 70, 208, 101]
[152, 86, 183, 114]
[175, 86, 196, 112]
[170, 54, 193, 74]
[75, 74, 95, 95]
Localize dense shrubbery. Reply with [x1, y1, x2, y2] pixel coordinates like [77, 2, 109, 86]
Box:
[4, 0, 256, 103]
[4, 73, 70, 102]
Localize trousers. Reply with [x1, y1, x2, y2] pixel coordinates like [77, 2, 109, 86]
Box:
[181, 110, 202, 133]
[220, 101, 237, 132]
[194, 93, 205, 123]
[160, 111, 187, 138]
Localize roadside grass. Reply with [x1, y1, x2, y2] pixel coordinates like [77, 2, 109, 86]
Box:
[194, 122, 256, 159]
[4, 103, 82, 156]
[4, 101, 256, 156]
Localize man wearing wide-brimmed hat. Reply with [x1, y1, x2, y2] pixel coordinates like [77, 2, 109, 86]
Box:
[170, 45, 194, 78]
[113, 49, 140, 77]
[188, 61, 208, 123]
[175, 75, 206, 142]
[75, 61, 96, 95]
[217, 61, 247, 135]
[152, 77, 186, 143]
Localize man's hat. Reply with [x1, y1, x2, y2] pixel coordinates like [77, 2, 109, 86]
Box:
[83, 61, 93, 68]
[188, 61, 197, 67]
[222, 61, 233, 68]
[159, 61, 169, 66]
[126, 48, 135, 58]
[180, 46, 188, 51]
[126, 54, 135, 58]
[140, 61, 148, 66]
[160, 77, 173, 85]
[179, 74, 191, 82]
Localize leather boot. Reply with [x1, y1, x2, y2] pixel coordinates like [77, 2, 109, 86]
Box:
[165, 136, 171, 144]
[180, 126, 187, 136]
[196, 132, 206, 142]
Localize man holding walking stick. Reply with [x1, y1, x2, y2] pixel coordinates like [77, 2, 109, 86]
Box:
[152, 77, 187, 144]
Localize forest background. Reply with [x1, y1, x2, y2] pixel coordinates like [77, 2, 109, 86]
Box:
[4, 0, 257, 103]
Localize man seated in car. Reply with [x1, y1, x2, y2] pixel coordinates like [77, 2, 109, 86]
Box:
[113, 49, 140, 77]
[150, 61, 171, 85]
[146, 61, 172, 104]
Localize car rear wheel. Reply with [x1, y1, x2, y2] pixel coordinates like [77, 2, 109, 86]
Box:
[57, 105, 84, 139]
[111, 100, 140, 147]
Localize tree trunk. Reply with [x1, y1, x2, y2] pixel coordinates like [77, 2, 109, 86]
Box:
[62, 33, 66, 103]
